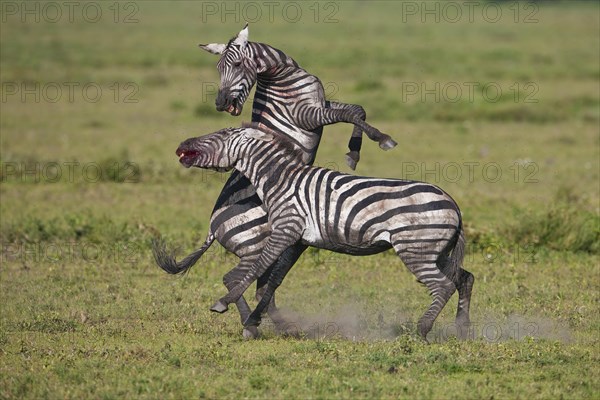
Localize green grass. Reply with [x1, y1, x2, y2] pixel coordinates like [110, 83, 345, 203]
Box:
[1, 1, 599, 399]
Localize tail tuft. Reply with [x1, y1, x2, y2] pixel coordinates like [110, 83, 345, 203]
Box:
[152, 233, 215, 275]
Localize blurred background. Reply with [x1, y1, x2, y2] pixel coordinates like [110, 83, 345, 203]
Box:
[1, 1, 598, 245]
[0, 1, 598, 397]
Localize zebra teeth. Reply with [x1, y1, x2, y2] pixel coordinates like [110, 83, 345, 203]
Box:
[179, 153, 185, 159]
[228, 105, 235, 113]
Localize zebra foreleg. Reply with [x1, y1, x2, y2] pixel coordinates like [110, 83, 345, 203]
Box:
[211, 231, 302, 313]
[244, 243, 307, 333]
[255, 263, 287, 327]
[221, 256, 260, 322]
[327, 102, 365, 170]
[303, 106, 397, 151]
[255, 265, 276, 311]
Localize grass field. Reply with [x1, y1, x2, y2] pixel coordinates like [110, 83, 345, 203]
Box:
[1, 1, 599, 398]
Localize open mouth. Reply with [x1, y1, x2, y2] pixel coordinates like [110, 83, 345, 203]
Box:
[227, 100, 242, 116]
[175, 148, 199, 167]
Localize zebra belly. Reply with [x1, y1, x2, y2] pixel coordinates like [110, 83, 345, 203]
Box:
[301, 212, 391, 255]
[300, 238, 391, 256]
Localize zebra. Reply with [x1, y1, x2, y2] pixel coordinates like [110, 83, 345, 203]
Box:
[199, 24, 397, 169]
[172, 125, 474, 341]
[154, 25, 397, 334]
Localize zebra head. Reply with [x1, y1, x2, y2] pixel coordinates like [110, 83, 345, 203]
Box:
[199, 24, 257, 117]
[176, 127, 273, 171]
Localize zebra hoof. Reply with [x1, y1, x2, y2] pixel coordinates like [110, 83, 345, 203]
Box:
[456, 319, 471, 340]
[243, 326, 259, 340]
[417, 321, 432, 344]
[345, 151, 359, 170]
[210, 300, 229, 313]
[243, 314, 262, 328]
[379, 136, 397, 151]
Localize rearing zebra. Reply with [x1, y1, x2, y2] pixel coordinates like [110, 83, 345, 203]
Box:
[199, 24, 397, 168]
[154, 25, 397, 332]
[173, 125, 474, 341]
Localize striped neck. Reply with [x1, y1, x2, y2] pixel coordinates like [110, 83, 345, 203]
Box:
[232, 135, 304, 207]
[247, 42, 322, 165]
[249, 42, 299, 78]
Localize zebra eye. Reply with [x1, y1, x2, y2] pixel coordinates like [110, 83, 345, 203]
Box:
[233, 60, 243, 67]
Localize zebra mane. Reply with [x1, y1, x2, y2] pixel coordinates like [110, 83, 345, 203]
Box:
[226, 37, 237, 49]
[223, 38, 296, 69]
[240, 122, 303, 162]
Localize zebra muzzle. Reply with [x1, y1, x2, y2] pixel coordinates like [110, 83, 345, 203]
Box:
[175, 147, 200, 167]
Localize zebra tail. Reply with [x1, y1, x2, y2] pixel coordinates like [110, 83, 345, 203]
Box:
[446, 222, 465, 286]
[152, 233, 215, 275]
[437, 215, 465, 286]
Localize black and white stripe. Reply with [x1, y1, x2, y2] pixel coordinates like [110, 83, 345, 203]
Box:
[200, 25, 397, 166]
[154, 25, 397, 331]
[174, 126, 474, 341]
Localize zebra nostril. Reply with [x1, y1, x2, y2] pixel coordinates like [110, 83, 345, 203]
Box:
[216, 91, 233, 111]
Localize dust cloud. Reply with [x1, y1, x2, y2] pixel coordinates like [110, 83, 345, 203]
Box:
[263, 305, 572, 343]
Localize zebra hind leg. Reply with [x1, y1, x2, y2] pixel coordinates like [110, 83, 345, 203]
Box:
[436, 236, 473, 340]
[455, 269, 475, 339]
[415, 270, 455, 342]
[395, 243, 456, 342]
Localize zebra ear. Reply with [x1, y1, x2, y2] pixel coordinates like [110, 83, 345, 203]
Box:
[199, 43, 226, 55]
[233, 23, 249, 47]
[245, 128, 273, 142]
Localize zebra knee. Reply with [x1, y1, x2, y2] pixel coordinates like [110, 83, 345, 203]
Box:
[349, 109, 366, 125]
[431, 282, 456, 303]
[425, 275, 456, 295]
[353, 104, 366, 121]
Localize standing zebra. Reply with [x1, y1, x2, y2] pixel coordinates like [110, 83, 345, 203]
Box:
[173, 125, 474, 341]
[155, 25, 397, 333]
